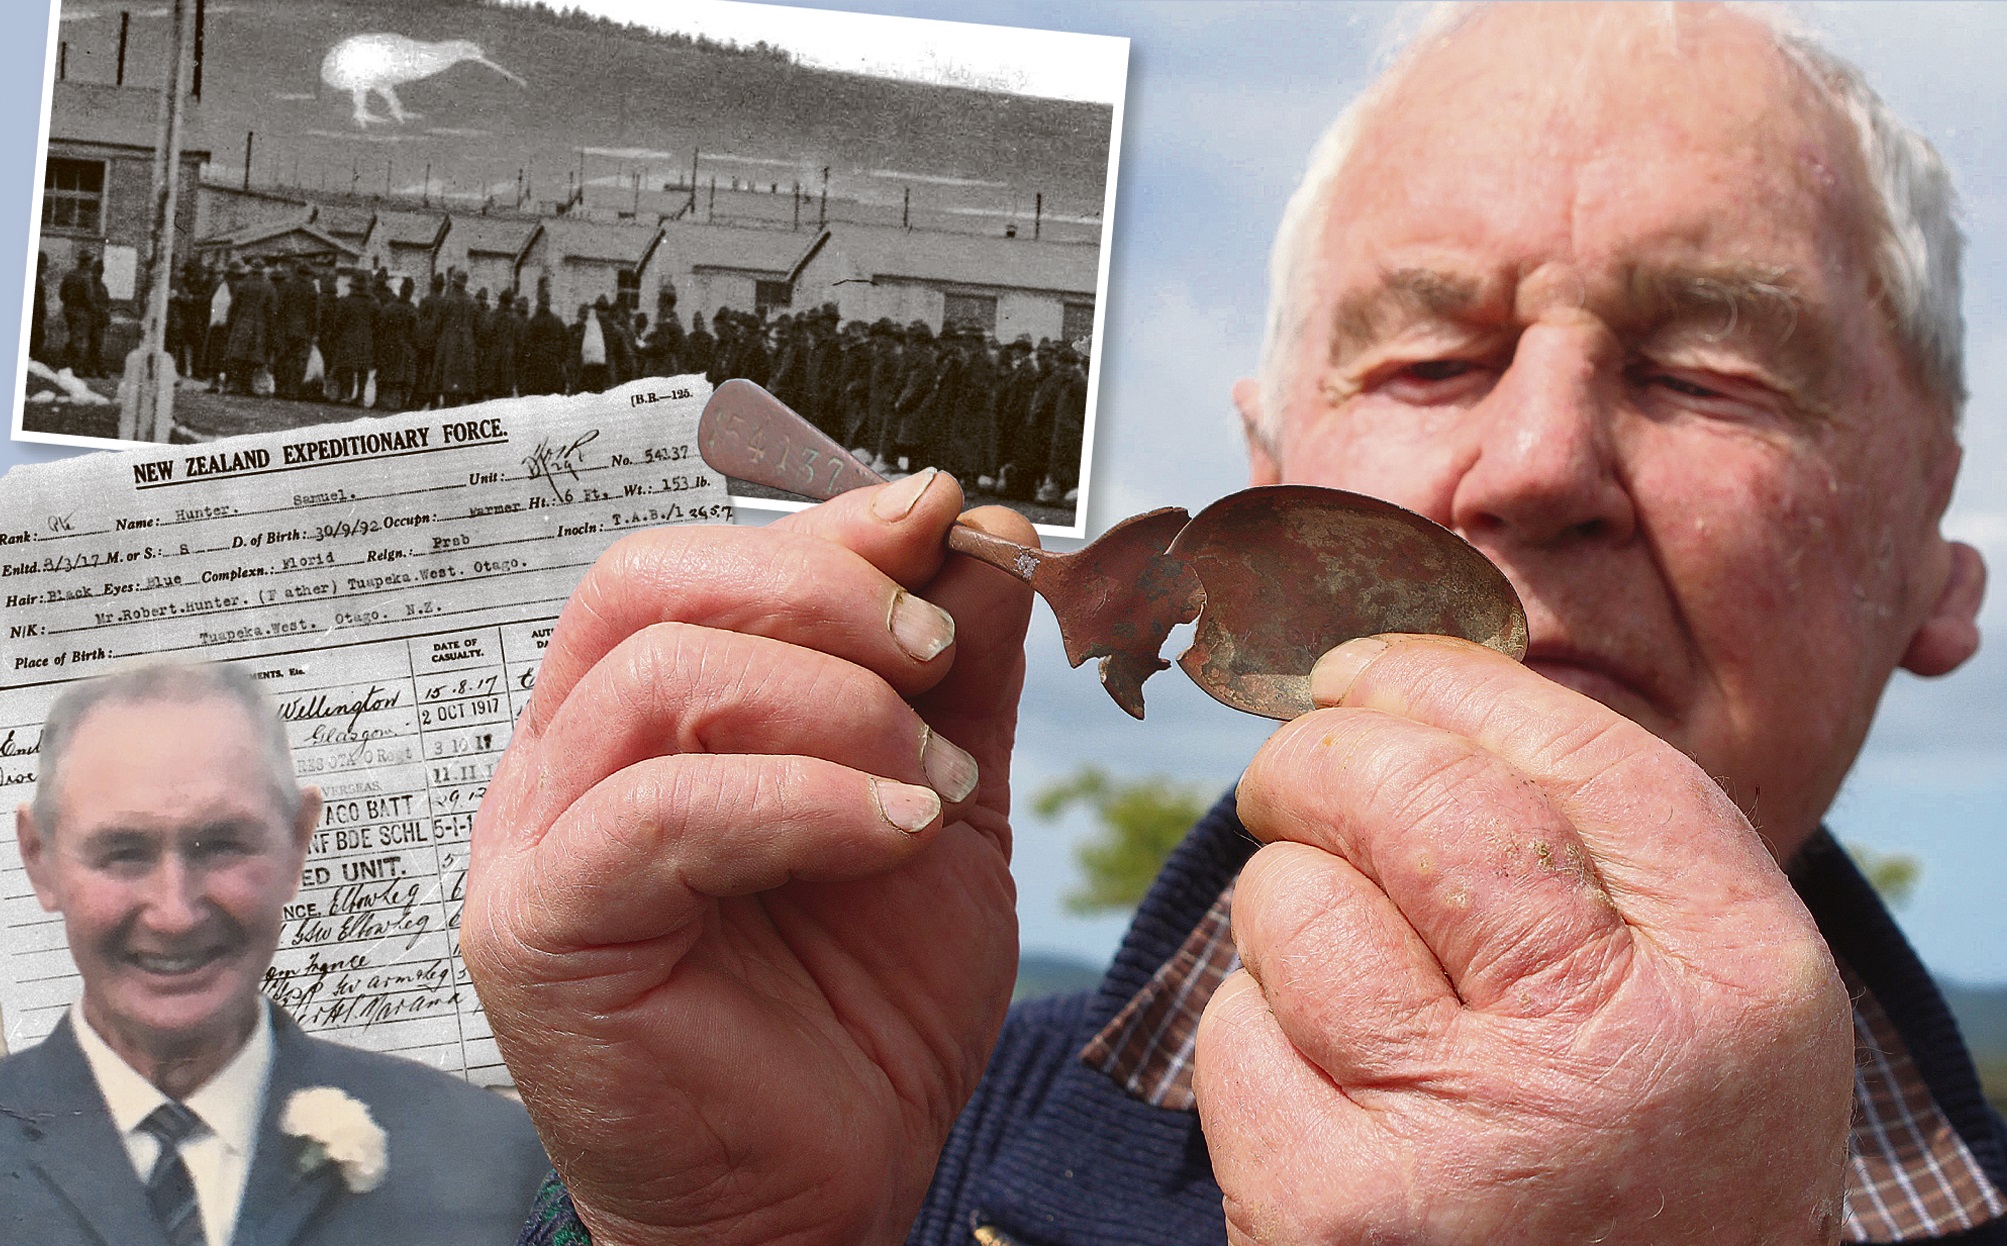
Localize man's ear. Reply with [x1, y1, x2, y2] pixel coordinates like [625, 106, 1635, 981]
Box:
[1900, 539, 1986, 677]
[17, 802, 60, 913]
[1233, 377, 1282, 486]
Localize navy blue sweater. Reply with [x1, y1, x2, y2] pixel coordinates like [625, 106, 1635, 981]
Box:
[911, 796, 2007, 1246]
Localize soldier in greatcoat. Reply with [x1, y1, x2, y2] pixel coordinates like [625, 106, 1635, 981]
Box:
[1037, 344, 1089, 507]
[673, 312, 709, 381]
[59, 251, 96, 376]
[273, 261, 320, 401]
[374, 277, 419, 414]
[414, 272, 447, 410]
[887, 322, 946, 475]
[222, 257, 277, 395]
[330, 269, 377, 406]
[471, 289, 496, 398]
[520, 292, 570, 396]
[432, 271, 480, 406]
[482, 290, 524, 399]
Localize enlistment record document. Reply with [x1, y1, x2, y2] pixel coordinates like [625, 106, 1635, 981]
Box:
[0, 377, 727, 1085]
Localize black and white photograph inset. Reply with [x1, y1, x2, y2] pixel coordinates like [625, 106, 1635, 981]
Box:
[13, 0, 1128, 536]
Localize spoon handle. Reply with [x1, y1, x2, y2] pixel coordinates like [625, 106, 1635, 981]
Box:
[698, 378, 890, 499]
[697, 378, 1047, 584]
[940, 524, 1046, 584]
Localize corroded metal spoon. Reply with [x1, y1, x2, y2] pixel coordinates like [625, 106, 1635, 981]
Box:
[697, 380, 1526, 721]
[699, 379, 1203, 717]
[1171, 486, 1527, 718]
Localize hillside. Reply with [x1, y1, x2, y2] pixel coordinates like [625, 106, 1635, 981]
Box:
[1943, 981, 2007, 1114]
[57, 0, 1113, 227]
[1014, 951, 1104, 1002]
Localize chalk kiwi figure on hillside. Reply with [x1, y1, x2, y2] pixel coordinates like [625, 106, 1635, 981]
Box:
[321, 34, 527, 128]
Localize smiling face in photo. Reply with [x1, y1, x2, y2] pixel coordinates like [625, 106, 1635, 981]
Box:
[1241, 5, 1980, 856]
[21, 695, 315, 1079]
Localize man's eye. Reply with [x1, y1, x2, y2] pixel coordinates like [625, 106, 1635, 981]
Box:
[1373, 357, 1491, 405]
[189, 837, 255, 860]
[1647, 372, 1725, 399]
[1403, 359, 1476, 382]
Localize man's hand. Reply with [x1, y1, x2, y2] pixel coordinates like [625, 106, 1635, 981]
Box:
[1194, 635, 1854, 1246]
[462, 471, 1035, 1246]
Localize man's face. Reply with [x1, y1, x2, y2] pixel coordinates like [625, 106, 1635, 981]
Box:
[19, 696, 316, 1066]
[1240, 5, 1983, 855]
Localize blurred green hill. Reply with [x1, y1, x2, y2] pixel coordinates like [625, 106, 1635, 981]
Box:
[1943, 981, 2007, 1115]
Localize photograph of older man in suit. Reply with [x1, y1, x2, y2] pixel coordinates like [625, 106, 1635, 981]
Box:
[1, 660, 549, 1246]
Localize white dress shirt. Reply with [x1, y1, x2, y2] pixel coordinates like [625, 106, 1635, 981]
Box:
[72, 1000, 275, 1246]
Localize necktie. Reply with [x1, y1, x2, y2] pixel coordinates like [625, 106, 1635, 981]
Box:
[138, 1100, 206, 1246]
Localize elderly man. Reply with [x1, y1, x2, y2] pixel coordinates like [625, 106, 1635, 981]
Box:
[466, 5, 2002, 1245]
[1, 661, 549, 1246]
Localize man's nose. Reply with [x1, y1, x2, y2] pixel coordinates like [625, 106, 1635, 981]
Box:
[140, 855, 205, 933]
[1449, 323, 1636, 548]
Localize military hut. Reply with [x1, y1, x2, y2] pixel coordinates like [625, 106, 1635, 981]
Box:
[439, 214, 541, 303]
[358, 208, 449, 288]
[513, 217, 665, 314]
[38, 80, 209, 312]
[654, 220, 820, 323]
[787, 224, 1100, 346]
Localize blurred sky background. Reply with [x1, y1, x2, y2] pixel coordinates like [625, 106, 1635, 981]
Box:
[3, 1, 2001, 983]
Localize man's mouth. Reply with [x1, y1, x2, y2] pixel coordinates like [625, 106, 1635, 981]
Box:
[1523, 642, 1663, 720]
[122, 945, 233, 978]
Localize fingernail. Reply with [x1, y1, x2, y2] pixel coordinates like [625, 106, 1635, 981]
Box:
[871, 778, 940, 834]
[871, 467, 940, 522]
[888, 589, 955, 662]
[919, 726, 980, 803]
[1309, 636, 1390, 706]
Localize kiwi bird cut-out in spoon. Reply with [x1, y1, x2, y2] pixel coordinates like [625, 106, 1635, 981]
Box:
[697, 380, 1526, 720]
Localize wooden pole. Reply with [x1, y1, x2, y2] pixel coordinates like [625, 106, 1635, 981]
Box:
[120, 0, 191, 443]
[192, 0, 205, 98]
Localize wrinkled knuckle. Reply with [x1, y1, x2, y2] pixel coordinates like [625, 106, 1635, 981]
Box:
[613, 621, 730, 749]
[1234, 849, 1348, 987]
[1381, 741, 1502, 825]
[654, 756, 748, 836]
[1531, 710, 1637, 781]
[1240, 708, 1364, 816]
[595, 524, 702, 600]
[1743, 937, 1848, 1024]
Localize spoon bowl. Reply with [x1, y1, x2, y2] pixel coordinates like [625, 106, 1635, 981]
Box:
[1172, 485, 1527, 718]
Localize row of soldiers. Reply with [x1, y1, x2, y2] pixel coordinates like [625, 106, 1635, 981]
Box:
[647, 304, 1090, 506]
[159, 258, 1088, 506]
[166, 258, 630, 412]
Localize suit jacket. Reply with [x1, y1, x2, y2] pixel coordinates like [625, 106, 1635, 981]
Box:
[0, 1006, 549, 1246]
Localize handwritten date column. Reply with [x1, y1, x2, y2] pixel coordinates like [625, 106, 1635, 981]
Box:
[408, 629, 513, 1084]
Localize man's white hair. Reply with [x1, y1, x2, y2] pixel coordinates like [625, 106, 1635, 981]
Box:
[1253, 2, 1966, 450]
[32, 658, 302, 835]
